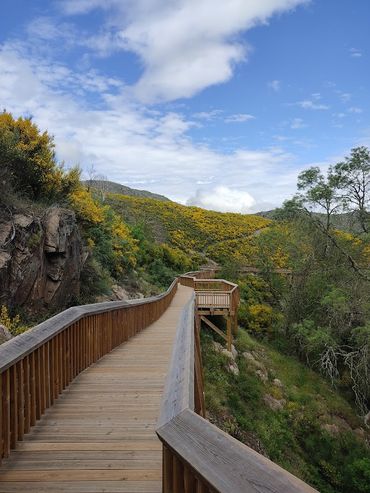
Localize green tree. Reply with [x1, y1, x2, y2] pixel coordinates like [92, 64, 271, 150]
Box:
[334, 146, 370, 233]
[297, 166, 341, 233]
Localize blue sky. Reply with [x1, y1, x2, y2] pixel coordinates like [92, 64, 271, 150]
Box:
[0, 0, 369, 212]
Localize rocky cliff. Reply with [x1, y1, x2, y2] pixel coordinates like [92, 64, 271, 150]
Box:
[0, 207, 86, 316]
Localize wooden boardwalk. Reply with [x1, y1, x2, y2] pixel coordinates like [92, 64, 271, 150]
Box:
[0, 285, 193, 493]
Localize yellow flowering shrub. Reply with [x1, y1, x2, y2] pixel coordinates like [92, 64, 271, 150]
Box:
[0, 306, 28, 336]
[108, 194, 270, 264]
[69, 188, 106, 223]
[0, 111, 80, 200]
[247, 303, 274, 334]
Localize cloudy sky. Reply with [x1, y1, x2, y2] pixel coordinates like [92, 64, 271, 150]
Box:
[1, 0, 369, 212]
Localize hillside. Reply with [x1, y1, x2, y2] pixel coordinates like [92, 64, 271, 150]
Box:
[202, 328, 370, 493]
[258, 209, 366, 234]
[1, 111, 369, 493]
[107, 193, 271, 265]
[84, 179, 170, 202]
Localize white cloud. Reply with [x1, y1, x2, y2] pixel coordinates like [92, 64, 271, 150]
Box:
[193, 110, 223, 121]
[290, 117, 306, 129]
[58, 0, 308, 103]
[187, 186, 255, 212]
[348, 106, 363, 114]
[224, 113, 255, 123]
[268, 79, 281, 91]
[0, 41, 302, 210]
[349, 48, 362, 58]
[296, 99, 329, 110]
[336, 91, 351, 103]
[59, 0, 119, 15]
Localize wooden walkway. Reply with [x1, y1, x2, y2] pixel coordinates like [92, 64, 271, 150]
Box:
[0, 285, 193, 493]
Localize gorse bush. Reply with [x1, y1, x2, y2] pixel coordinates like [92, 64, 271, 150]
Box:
[107, 193, 270, 263]
[70, 187, 139, 278]
[0, 111, 80, 202]
[0, 306, 28, 336]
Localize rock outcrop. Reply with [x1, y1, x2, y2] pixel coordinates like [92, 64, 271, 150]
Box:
[0, 207, 85, 316]
[0, 324, 12, 343]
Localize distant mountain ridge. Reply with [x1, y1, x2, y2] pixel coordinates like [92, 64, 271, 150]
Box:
[84, 180, 170, 202]
[257, 209, 364, 233]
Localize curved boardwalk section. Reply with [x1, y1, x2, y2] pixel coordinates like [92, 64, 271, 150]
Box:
[0, 285, 193, 493]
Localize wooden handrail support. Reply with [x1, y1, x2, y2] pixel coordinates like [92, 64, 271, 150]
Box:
[180, 274, 240, 351]
[156, 294, 318, 493]
[0, 279, 179, 462]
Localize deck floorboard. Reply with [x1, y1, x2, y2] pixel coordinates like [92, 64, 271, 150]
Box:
[0, 286, 192, 493]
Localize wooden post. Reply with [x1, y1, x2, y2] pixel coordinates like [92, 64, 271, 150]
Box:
[2, 370, 10, 458]
[16, 361, 24, 441]
[9, 365, 18, 449]
[226, 316, 232, 352]
[163, 445, 173, 493]
[173, 454, 184, 493]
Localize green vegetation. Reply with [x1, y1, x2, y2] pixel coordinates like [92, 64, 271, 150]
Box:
[0, 111, 80, 203]
[0, 306, 28, 336]
[108, 193, 270, 264]
[202, 328, 370, 493]
[1, 111, 369, 490]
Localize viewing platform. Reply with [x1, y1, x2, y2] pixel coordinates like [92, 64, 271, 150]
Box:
[179, 273, 239, 351]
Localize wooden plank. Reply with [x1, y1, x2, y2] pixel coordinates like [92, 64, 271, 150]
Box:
[157, 296, 195, 428]
[0, 469, 161, 481]
[1, 370, 10, 458]
[158, 410, 317, 493]
[0, 286, 192, 491]
[23, 357, 30, 435]
[9, 366, 17, 449]
[184, 466, 196, 493]
[0, 481, 162, 492]
[173, 454, 184, 493]
[0, 459, 162, 470]
[200, 316, 227, 342]
[0, 280, 178, 373]
[16, 362, 24, 442]
[0, 371, 2, 463]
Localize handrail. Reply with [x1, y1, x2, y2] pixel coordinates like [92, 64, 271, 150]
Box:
[156, 287, 317, 493]
[0, 278, 178, 461]
[1, 271, 316, 492]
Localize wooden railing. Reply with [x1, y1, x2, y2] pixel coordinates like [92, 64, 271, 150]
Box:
[179, 275, 240, 315]
[156, 292, 318, 493]
[0, 279, 179, 462]
[0, 270, 317, 492]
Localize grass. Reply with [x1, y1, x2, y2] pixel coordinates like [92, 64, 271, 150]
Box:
[201, 327, 370, 493]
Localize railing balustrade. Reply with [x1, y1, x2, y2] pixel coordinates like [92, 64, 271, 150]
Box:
[0, 269, 316, 492]
[157, 278, 317, 493]
[0, 279, 178, 462]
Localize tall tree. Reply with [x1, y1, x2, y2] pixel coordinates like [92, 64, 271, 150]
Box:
[334, 146, 370, 233]
[297, 166, 341, 233]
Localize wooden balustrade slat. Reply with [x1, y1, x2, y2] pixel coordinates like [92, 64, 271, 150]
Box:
[0, 278, 178, 462]
[29, 352, 36, 427]
[2, 370, 10, 458]
[16, 361, 24, 442]
[173, 453, 185, 493]
[0, 370, 2, 464]
[9, 365, 18, 449]
[184, 465, 196, 492]
[23, 356, 30, 435]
